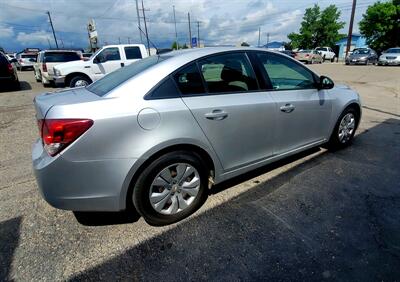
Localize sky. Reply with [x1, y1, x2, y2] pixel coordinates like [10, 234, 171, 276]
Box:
[0, 0, 378, 52]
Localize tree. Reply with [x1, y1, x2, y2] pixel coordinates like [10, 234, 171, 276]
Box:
[288, 4, 344, 49]
[171, 41, 180, 50]
[359, 0, 400, 53]
[241, 42, 250, 47]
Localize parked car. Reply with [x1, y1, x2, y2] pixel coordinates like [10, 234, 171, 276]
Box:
[378, 47, 400, 66]
[5, 53, 15, 61]
[279, 50, 296, 58]
[295, 50, 323, 64]
[345, 48, 378, 65]
[0, 52, 20, 90]
[53, 44, 148, 88]
[15, 52, 37, 70]
[32, 47, 361, 225]
[34, 50, 81, 86]
[315, 47, 336, 62]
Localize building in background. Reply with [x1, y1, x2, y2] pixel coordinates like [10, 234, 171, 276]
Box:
[335, 34, 368, 59]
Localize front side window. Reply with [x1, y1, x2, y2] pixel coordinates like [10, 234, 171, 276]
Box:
[95, 47, 120, 63]
[198, 53, 258, 93]
[257, 52, 316, 90]
[125, 47, 142, 59]
[173, 63, 205, 95]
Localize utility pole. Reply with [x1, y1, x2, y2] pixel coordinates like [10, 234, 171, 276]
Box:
[188, 12, 192, 48]
[46, 11, 58, 49]
[173, 5, 178, 49]
[60, 38, 64, 48]
[141, 0, 151, 55]
[128, 37, 131, 44]
[135, 0, 143, 43]
[345, 0, 357, 58]
[267, 32, 270, 46]
[258, 27, 261, 47]
[119, 37, 121, 44]
[197, 21, 200, 47]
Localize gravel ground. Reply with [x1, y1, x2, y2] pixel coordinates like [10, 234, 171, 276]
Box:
[0, 64, 399, 281]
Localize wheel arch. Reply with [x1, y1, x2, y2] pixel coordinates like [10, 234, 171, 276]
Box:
[328, 101, 362, 140]
[121, 143, 218, 211]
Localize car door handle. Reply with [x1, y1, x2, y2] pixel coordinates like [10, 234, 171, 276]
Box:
[280, 104, 295, 113]
[205, 110, 228, 120]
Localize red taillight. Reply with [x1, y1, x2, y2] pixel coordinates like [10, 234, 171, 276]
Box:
[7, 63, 13, 73]
[39, 119, 93, 156]
[42, 63, 47, 72]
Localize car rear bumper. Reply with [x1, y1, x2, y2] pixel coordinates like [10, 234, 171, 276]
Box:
[32, 139, 137, 211]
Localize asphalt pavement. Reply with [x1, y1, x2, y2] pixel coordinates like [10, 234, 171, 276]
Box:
[0, 64, 399, 281]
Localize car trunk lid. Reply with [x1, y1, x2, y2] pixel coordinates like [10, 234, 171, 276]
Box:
[33, 87, 100, 119]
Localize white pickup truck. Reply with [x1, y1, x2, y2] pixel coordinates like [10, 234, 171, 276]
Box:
[315, 47, 336, 62]
[53, 44, 148, 88]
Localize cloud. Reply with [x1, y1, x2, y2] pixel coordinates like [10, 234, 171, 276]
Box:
[0, 25, 14, 38]
[16, 30, 52, 45]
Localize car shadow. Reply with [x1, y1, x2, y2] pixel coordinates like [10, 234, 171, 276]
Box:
[69, 119, 400, 281]
[0, 217, 22, 281]
[0, 81, 32, 92]
[73, 209, 141, 226]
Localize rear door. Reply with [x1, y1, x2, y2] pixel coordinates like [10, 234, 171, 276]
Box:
[179, 52, 276, 171]
[255, 52, 333, 154]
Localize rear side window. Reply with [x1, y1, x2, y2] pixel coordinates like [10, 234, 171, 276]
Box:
[125, 47, 142, 59]
[257, 52, 316, 90]
[147, 77, 179, 99]
[198, 53, 258, 93]
[173, 63, 205, 95]
[44, 52, 80, 63]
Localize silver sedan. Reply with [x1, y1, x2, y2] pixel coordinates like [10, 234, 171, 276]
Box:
[32, 47, 361, 225]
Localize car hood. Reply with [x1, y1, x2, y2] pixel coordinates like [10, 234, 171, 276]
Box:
[348, 54, 368, 59]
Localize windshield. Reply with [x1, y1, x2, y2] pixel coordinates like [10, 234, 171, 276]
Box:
[353, 49, 369, 54]
[315, 48, 325, 51]
[87, 55, 169, 96]
[385, 48, 400, 53]
[21, 54, 37, 58]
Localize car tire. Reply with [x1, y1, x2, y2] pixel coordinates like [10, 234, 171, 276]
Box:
[69, 76, 91, 88]
[331, 56, 335, 63]
[327, 107, 359, 150]
[132, 151, 209, 226]
[12, 80, 21, 91]
[323, 55, 326, 62]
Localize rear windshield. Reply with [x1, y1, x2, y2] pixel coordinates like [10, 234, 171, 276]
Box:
[87, 55, 169, 96]
[21, 54, 37, 58]
[45, 52, 80, 62]
[386, 48, 400, 53]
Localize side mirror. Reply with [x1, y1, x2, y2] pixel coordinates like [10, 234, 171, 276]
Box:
[319, 75, 334, 90]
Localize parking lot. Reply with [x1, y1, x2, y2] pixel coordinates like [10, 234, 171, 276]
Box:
[0, 64, 399, 281]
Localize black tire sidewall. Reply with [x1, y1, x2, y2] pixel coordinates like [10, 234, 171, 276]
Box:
[132, 151, 208, 226]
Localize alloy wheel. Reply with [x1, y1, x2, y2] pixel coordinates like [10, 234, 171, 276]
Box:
[338, 113, 355, 144]
[149, 163, 201, 215]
